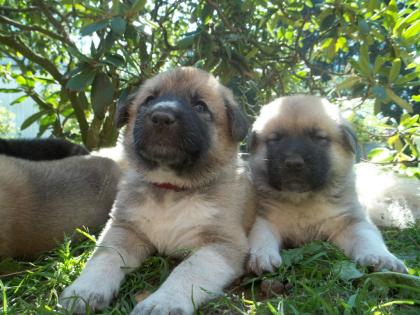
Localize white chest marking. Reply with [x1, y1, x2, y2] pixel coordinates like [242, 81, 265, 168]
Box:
[128, 193, 219, 255]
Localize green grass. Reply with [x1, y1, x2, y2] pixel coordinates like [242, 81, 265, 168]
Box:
[1, 225, 420, 315]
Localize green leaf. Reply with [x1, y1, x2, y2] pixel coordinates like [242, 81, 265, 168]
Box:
[373, 56, 386, 74]
[15, 75, 26, 85]
[103, 53, 125, 67]
[20, 111, 47, 130]
[65, 68, 96, 91]
[176, 34, 198, 49]
[395, 71, 419, 85]
[110, 16, 127, 35]
[91, 72, 115, 119]
[320, 14, 335, 30]
[67, 46, 92, 62]
[358, 19, 370, 35]
[333, 261, 364, 281]
[388, 58, 401, 82]
[125, 24, 138, 43]
[200, 3, 214, 24]
[336, 76, 360, 91]
[359, 44, 370, 75]
[368, 147, 395, 163]
[130, 0, 146, 13]
[81, 19, 109, 37]
[400, 114, 419, 128]
[0, 88, 21, 93]
[10, 95, 28, 105]
[282, 247, 304, 267]
[403, 19, 420, 39]
[372, 86, 386, 101]
[367, 272, 420, 291]
[386, 88, 413, 112]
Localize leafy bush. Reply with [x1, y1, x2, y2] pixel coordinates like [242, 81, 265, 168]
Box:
[0, 0, 418, 170]
[0, 106, 16, 136]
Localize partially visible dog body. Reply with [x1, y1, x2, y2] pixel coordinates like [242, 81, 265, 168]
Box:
[92, 141, 130, 172]
[0, 155, 121, 259]
[355, 163, 419, 228]
[0, 138, 89, 160]
[60, 67, 254, 315]
[247, 95, 407, 275]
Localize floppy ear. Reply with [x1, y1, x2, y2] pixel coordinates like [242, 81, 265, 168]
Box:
[246, 131, 258, 153]
[115, 90, 137, 128]
[341, 123, 358, 155]
[223, 93, 250, 141]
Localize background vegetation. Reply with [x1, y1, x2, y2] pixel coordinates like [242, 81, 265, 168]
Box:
[0, 0, 418, 174]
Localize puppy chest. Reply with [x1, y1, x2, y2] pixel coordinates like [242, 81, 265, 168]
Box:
[132, 195, 219, 254]
[265, 201, 338, 245]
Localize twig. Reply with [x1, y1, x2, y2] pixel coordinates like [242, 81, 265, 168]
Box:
[0, 15, 70, 45]
[0, 34, 63, 83]
[207, 0, 240, 33]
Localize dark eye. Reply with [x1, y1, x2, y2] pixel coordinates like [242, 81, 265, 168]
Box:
[193, 100, 208, 113]
[267, 132, 283, 143]
[144, 95, 155, 105]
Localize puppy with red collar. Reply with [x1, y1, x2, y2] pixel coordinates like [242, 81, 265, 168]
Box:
[60, 67, 255, 314]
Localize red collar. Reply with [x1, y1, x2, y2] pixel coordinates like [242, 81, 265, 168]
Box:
[152, 182, 187, 192]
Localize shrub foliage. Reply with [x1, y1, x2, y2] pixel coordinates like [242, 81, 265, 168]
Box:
[0, 0, 418, 167]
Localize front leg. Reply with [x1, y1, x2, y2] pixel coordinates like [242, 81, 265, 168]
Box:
[131, 240, 247, 315]
[247, 216, 282, 274]
[332, 219, 407, 273]
[59, 219, 154, 313]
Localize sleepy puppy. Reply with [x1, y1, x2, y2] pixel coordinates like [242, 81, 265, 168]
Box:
[247, 95, 407, 275]
[0, 155, 120, 258]
[60, 67, 255, 314]
[0, 138, 89, 160]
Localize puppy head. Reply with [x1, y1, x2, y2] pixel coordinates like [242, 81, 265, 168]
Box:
[117, 67, 248, 187]
[249, 95, 356, 195]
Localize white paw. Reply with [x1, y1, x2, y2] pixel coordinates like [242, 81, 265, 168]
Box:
[355, 252, 407, 273]
[247, 247, 282, 275]
[59, 276, 118, 313]
[130, 289, 193, 315]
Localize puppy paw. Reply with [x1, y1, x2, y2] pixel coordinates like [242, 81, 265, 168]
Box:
[59, 278, 117, 313]
[130, 289, 193, 315]
[355, 252, 407, 273]
[247, 247, 282, 275]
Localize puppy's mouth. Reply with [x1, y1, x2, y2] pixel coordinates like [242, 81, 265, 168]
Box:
[268, 176, 311, 193]
[279, 179, 311, 192]
[136, 141, 196, 167]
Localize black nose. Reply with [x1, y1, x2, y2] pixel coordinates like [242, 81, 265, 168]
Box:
[284, 155, 304, 170]
[150, 111, 176, 126]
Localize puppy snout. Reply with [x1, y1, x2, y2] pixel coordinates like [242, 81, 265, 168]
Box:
[284, 155, 304, 170]
[150, 111, 176, 126]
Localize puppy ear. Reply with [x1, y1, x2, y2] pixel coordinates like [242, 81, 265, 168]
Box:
[247, 131, 258, 153]
[115, 90, 137, 128]
[225, 102, 249, 142]
[341, 124, 358, 154]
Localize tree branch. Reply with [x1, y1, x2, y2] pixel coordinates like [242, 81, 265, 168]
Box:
[67, 92, 89, 145]
[33, 0, 68, 37]
[0, 6, 37, 12]
[0, 15, 70, 44]
[0, 34, 63, 83]
[207, 0, 240, 33]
